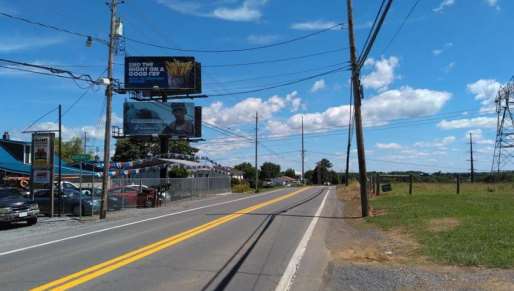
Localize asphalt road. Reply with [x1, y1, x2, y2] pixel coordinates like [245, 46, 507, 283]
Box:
[0, 186, 335, 291]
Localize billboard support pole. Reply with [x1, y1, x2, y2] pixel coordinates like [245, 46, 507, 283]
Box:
[160, 94, 169, 180]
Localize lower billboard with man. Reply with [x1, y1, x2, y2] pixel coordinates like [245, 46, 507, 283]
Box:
[123, 102, 202, 138]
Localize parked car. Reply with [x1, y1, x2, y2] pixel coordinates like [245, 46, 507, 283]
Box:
[109, 185, 162, 208]
[108, 186, 139, 207]
[81, 187, 122, 211]
[33, 188, 121, 216]
[0, 187, 39, 225]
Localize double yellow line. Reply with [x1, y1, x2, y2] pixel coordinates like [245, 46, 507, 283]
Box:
[32, 187, 309, 291]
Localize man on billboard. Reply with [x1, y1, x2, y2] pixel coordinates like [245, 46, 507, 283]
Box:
[163, 103, 194, 136]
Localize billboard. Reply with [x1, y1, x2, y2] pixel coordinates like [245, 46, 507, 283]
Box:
[124, 56, 202, 95]
[30, 133, 55, 193]
[123, 102, 202, 138]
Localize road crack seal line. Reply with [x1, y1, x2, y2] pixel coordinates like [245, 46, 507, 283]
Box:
[30, 187, 311, 291]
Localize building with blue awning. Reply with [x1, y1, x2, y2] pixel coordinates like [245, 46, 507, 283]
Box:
[0, 133, 97, 179]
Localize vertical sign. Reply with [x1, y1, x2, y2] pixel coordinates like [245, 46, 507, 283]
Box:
[30, 133, 55, 199]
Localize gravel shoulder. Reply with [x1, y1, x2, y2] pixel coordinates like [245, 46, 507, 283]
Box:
[322, 185, 514, 291]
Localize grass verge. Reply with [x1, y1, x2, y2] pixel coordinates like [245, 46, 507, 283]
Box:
[367, 182, 514, 268]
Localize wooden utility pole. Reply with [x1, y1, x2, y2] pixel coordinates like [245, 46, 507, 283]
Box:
[345, 83, 353, 187]
[254, 112, 259, 192]
[58, 104, 62, 216]
[469, 133, 475, 183]
[346, 0, 369, 217]
[100, 0, 118, 219]
[301, 115, 305, 185]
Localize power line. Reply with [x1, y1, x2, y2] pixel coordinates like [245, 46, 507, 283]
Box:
[203, 62, 347, 86]
[23, 106, 59, 132]
[207, 65, 350, 97]
[0, 58, 100, 85]
[357, 0, 394, 67]
[0, 11, 107, 44]
[381, 0, 421, 54]
[124, 22, 345, 53]
[359, 0, 387, 61]
[0, 10, 344, 54]
[203, 48, 348, 68]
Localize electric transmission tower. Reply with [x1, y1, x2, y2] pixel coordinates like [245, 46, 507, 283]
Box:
[491, 77, 514, 174]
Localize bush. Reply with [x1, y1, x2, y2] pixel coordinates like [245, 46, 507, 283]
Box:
[232, 182, 251, 193]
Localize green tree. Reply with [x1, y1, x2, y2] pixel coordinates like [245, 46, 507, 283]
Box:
[168, 167, 189, 178]
[234, 162, 258, 187]
[260, 162, 281, 180]
[113, 138, 198, 162]
[311, 158, 333, 184]
[54, 137, 84, 163]
[304, 170, 314, 184]
[283, 168, 297, 179]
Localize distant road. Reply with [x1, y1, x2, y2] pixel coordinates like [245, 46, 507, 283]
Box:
[0, 186, 333, 291]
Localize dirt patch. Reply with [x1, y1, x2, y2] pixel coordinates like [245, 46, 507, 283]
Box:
[427, 217, 460, 232]
[331, 185, 425, 266]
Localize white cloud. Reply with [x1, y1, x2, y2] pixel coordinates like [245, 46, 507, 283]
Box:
[290, 20, 339, 31]
[285, 91, 304, 112]
[311, 79, 326, 93]
[432, 42, 453, 56]
[467, 79, 501, 113]
[484, 0, 500, 10]
[0, 36, 64, 53]
[26, 112, 123, 142]
[443, 62, 456, 73]
[246, 34, 280, 45]
[437, 117, 497, 129]
[156, 0, 268, 22]
[414, 136, 456, 148]
[466, 129, 494, 145]
[213, 0, 266, 22]
[362, 56, 399, 91]
[376, 143, 402, 150]
[203, 91, 302, 126]
[197, 136, 252, 156]
[267, 86, 451, 135]
[363, 86, 451, 126]
[433, 0, 455, 13]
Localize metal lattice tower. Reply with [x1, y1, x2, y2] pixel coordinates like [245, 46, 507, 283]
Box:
[491, 77, 514, 174]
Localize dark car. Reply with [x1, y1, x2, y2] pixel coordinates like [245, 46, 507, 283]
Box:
[0, 187, 39, 225]
[33, 188, 121, 216]
[81, 187, 122, 211]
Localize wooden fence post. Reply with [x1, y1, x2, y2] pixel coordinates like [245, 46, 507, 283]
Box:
[376, 174, 380, 196]
[456, 175, 460, 194]
[409, 174, 413, 195]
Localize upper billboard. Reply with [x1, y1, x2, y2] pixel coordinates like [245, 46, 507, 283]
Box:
[123, 102, 202, 138]
[124, 56, 202, 95]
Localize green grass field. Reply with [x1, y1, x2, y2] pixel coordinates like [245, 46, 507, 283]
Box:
[367, 182, 514, 268]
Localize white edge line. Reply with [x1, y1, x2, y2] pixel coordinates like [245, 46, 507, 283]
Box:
[275, 189, 330, 291]
[0, 188, 292, 257]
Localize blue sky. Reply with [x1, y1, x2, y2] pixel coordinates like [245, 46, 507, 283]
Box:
[0, 0, 512, 173]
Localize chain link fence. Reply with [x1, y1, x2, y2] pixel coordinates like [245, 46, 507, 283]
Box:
[109, 176, 232, 209]
[41, 177, 231, 216]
